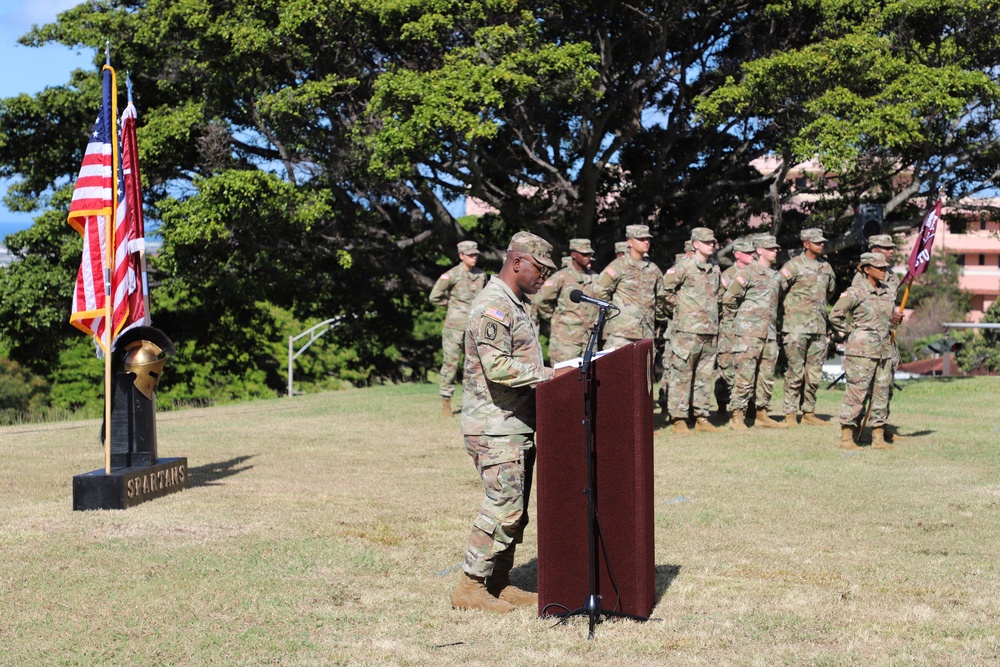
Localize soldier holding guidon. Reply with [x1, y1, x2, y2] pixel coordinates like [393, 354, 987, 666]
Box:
[429, 241, 487, 417]
[828, 253, 897, 450]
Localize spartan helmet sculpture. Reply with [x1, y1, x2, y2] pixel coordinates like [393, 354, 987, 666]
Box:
[123, 340, 165, 399]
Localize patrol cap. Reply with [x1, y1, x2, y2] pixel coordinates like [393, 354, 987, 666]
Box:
[626, 224, 653, 239]
[457, 240, 479, 255]
[569, 238, 594, 254]
[561, 256, 573, 267]
[859, 252, 890, 269]
[507, 231, 557, 270]
[732, 238, 755, 253]
[683, 240, 694, 253]
[614, 241, 628, 254]
[867, 234, 895, 248]
[754, 234, 780, 249]
[691, 227, 717, 243]
[800, 228, 827, 243]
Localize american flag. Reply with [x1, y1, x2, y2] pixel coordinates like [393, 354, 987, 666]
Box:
[68, 64, 116, 352]
[68, 64, 146, 353]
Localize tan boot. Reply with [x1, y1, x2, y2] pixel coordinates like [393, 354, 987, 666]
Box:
[694, 416, 720, 433]
[672, 418, 691, 435]
[487, 572, 538, 607]
[801, 412, 826, 426]
[442, 397, 452, 417]
[755, 408, 788, 429]
[870, 427, 896, 450]
[730, 409, 748, 431]
[838, 425, 861, 450]
[784, 413, 798, 428]
[451, 573, 515, 613]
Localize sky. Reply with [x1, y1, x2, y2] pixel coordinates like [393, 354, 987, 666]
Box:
[1, 0, 94, 239]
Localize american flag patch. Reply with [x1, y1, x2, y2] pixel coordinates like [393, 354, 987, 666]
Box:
[485, 307, 506, 322]
[737, 275, 748, 286]
[666, 268, 675, 274]
[780, 268, 791, 279]
[721, 277, 729, 287]
[543, 279, 554, 286]
[604, 267, 617, 277]
[440, 273, 450, 280]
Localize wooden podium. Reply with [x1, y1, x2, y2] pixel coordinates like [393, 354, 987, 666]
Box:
[535, 340, 656, 618]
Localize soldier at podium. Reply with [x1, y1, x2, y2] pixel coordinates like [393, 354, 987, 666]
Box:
[451, 231, 557, 613]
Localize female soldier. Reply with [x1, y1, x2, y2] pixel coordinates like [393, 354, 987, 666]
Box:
[828, 252, 896, 450]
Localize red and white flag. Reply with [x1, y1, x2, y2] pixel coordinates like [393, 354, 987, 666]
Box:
[903, 197, 942, 284]
[68, 65, 116, 353]
[116, 97, 147, 335]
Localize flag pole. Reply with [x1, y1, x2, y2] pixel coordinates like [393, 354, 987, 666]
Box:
[103, 46, 119, 475]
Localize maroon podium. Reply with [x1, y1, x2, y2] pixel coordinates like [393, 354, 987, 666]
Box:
[535, 340, 656, 618]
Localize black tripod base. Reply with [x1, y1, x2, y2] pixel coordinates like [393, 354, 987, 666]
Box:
[549, 597, 655, 639]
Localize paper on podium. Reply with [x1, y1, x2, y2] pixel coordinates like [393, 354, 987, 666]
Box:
[552, 348, 615, 371]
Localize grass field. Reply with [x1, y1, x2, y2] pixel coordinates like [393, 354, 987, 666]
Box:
[1, 377, 999, 666]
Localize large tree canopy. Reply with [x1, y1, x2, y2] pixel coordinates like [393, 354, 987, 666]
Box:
[1, 0, 998, 403]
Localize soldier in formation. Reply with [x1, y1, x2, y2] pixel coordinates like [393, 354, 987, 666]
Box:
[451, 231, 557, 613]
[721, 235, 787, 429]
[535, 238, 599, 364]
[595, 225, 667, 351]
[429, 241, 487, 417]
[714, 237, 756, 420]
[828, 252, 897, 450]
[662, 227, 721, 434]
[777, 228, 837, 426]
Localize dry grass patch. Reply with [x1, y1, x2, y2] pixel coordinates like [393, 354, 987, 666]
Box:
[1, 379, 999, 665]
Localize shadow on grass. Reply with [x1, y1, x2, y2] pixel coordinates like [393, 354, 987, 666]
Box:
[187, 454, 256, 487]
[508, 558, 681, 610]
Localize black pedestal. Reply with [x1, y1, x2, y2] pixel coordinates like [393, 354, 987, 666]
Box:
[73, 457, 188, 511]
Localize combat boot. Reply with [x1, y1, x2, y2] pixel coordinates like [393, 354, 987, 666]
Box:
[694, 416, 720, 433]
[672, 418, 691, 435]
[487, 572, 538, 607]
[755, 408, 788, 429]
[784, 413, 798, 428]
[838, 425, 861, 450]
[442, 397, 452, 417]
[801, 412, 826, 426]
[730, 409, 748, 431]
[870, 427, 896, 450]
[451, 573, 515, 613]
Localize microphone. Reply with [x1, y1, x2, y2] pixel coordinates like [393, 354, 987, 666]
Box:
[570, 289, 616, 310]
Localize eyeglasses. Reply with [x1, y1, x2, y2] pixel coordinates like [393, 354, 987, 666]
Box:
[521, 255, 552, 279]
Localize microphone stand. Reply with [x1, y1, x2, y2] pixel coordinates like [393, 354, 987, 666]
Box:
[553, 303, 650, 639]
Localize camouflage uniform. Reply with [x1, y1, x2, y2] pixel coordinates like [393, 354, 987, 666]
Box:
[429, 251, 487, 399]
[722, 254, 782, 413]
[663, 248, 721, 421]
[829, 260, 895, 429]
[595, 229, 666, 350]
[778, 240, 836, 416]
[460, 239, 556, 580]
[535, 244, 598, 364]
[851, 234, 902, 418]
[656, 252, 688, 408]
[715, 238, 756, 410]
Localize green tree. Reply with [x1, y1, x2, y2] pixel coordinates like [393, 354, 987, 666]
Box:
[956, 297, 1000, 373]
